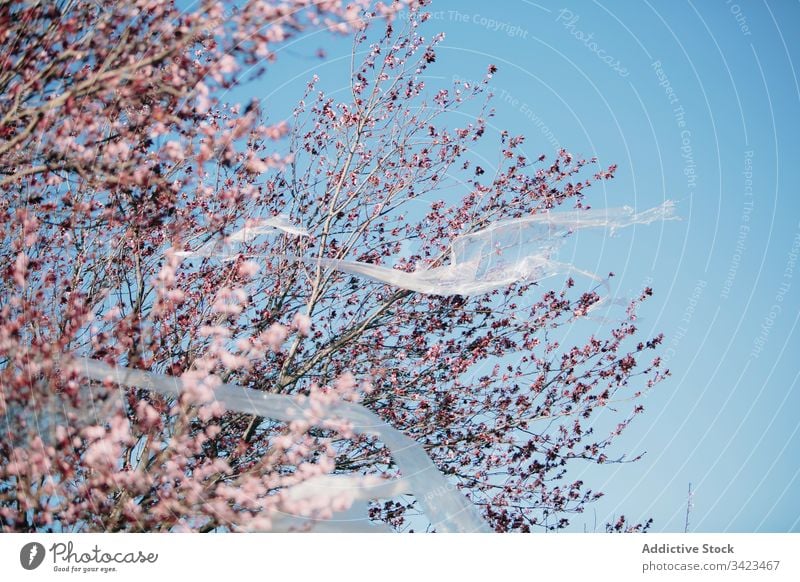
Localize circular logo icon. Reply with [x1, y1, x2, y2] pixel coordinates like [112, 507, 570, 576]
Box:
[20, 542, 46, 570]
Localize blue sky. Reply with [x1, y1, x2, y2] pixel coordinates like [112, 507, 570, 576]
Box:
[225, 0, 800, 532]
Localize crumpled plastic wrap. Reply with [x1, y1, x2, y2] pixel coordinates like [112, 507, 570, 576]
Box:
[74, 358, 491, 533]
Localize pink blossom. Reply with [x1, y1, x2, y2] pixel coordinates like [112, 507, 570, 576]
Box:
[237, 260, 261, 277]
[13, 253, 27, 287]
[163, 140, 184, 161]
[218, 54, 238, 74]
[292, 312, 312, 335]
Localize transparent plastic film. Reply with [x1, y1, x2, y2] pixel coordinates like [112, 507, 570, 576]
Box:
[175, 214, 308, 260]
[73, 358, 491, 533]
[300, 201, 678, 295]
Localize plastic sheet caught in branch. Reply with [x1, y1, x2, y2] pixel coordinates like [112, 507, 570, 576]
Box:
[74, 358, 491, 533]
[175, 214, 307, 260]
[302, 201, 679, 295]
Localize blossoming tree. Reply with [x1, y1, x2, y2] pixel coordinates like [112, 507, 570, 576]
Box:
[0, 0, 668, 532]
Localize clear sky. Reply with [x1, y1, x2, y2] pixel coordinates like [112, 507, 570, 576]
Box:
[222, 0, 800, 532]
